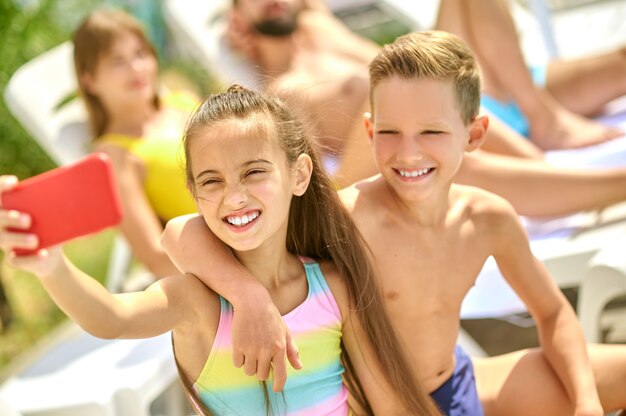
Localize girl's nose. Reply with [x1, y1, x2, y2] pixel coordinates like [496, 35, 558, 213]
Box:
[223, 183, 247, 209]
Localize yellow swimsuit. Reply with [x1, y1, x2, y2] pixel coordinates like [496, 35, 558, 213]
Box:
[98, 92, 198, 221]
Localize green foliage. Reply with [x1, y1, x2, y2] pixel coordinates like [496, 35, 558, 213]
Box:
[0, 0, 104, 178]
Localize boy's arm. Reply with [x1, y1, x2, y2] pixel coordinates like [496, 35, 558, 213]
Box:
[161, 215, 301, 391]
[488, 196, 602, 415]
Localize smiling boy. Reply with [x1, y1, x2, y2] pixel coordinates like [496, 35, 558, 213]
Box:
[337, 31, 626, 415]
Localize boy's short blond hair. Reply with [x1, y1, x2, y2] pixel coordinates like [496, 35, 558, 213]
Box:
[369, 31, 481, 125]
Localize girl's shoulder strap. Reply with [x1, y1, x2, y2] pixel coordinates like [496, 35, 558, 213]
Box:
[298, 258, 342, 321]
[298, 257, 328, 293]
[218, 295, 234, 316]
[298, 255, 316, 264]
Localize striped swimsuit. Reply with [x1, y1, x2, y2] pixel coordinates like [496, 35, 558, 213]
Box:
[193, 258, 348, 415]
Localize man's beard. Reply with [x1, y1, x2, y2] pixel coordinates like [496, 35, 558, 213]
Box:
[254, 15, 298, 36]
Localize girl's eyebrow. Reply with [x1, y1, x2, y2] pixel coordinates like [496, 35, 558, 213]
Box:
[195, 159, 272, 180]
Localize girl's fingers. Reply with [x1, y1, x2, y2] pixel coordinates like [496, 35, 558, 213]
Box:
[271, 354, 288, 392]
[285, 331, 302, 370]
[0, 209, 31, 229]
[6, 248, 51, 276]
[243, 358, 258, 377]
[256, 354, 272, 381]
[232, 350, 245, 368]
[0, 175, 18, 188]
[0, 231, 38, 251]
[0, 176, 18, 204]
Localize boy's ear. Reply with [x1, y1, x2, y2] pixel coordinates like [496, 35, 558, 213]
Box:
[363, 112, 374, 144]
[466, 115, 489, 152]
[293, 153, 313, 196]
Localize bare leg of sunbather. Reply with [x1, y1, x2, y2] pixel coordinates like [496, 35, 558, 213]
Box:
[434, 0, 545, 159]
[458, 150, 626, 217]
[546, 46, 626, 116]
[437, 0, 622, 150]
[481, 116, 545, 159]
[474, 344, 626, 416]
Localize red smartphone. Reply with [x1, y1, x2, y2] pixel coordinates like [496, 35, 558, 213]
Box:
[1, 153, 124, 255]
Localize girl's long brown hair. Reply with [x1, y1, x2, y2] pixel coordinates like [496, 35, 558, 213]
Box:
[72, 9, 160, 138]
[181, 85, 439, 415]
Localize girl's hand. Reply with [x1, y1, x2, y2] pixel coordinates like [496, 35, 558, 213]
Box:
[231, 290, 301, 392]
[0, 175, 63, 277]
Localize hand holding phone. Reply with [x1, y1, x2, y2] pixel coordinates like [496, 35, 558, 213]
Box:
[1, 153, 123, 256]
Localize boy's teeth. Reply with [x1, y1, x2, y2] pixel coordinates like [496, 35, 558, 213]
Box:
[399, 168, 430, 177]
[226, 211, 259, 226]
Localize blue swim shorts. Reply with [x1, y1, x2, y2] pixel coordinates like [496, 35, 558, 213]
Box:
[430, 345, 484, 416]
[480, 65, 548, 138]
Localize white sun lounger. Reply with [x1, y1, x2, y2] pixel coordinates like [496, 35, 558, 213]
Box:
[0, 392, 22, 416]
[0, 323, 186, 416]
[462, 201, 626, 342]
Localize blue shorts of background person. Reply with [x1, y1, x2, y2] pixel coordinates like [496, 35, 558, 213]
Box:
[481, 66, 547, 137]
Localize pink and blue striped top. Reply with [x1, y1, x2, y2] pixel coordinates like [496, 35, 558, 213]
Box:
[193, 258, 349, 415]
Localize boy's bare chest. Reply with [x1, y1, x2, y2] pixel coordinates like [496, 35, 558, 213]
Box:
[365, 223, 491, 311]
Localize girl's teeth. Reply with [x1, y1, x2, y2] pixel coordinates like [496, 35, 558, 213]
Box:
[227, 212, 259, 226]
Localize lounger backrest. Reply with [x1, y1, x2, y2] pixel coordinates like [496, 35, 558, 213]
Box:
[4, 41, 90, 165]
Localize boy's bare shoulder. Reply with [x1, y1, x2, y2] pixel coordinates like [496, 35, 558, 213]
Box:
[452, 184, 519, 230]
[338, 175, 384, 214]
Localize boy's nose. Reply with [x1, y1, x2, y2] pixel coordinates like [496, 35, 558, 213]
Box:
[398, 135, 424, 162]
